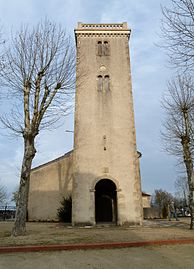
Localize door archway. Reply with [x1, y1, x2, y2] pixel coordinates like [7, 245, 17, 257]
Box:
[95, 179, 117, 223]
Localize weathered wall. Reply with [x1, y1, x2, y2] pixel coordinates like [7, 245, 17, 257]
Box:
[73, 23, 143, 226]
[143, 208, 160, 219]
[142, 195, 151, 208]
[28, 151, 73, 221]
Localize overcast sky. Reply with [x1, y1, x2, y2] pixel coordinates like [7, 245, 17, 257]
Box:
[0, 0, 179, 200]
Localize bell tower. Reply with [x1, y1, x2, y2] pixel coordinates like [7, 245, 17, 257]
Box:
[72, 22, 143, 226]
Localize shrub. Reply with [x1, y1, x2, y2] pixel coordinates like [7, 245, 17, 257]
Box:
[57, 196, 72, 222]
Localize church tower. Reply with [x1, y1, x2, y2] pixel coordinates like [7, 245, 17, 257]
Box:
[72, 23, 142, 226]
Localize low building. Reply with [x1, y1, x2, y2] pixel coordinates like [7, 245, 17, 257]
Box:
[142, 192, 151, 208]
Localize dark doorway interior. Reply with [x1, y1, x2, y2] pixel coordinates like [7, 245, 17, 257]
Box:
[95, 179, 117, 223]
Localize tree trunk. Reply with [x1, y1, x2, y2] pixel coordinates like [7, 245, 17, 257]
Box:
[12, 137, 36, 236]
[182, 137, 194, 229]
[188, 189, 194, 229]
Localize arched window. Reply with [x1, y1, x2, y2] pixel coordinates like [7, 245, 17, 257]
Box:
[104, 41, 109, 56]
[104, 75, 110, 91]
[97, 75, 103, 91]
[97, 41, 110, 56]
[97, 41, 102, 56]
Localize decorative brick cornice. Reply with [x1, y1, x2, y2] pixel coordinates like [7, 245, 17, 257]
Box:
[76, 33, 130, 38]
[77, 23, 128, 29]
[75, 22, 131, 41]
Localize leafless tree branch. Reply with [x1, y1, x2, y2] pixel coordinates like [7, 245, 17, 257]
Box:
[160, 0, 194, 71]
[161, 73, 194, 228]
[0, 19, 77, 236]
[0, 181, 7, 205]
[175, 176, 189, 205]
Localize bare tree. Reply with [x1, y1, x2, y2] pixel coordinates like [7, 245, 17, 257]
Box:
[0, 182, 7, 205]
[0, 19, 76, 236]
[152, 189, 174, 218]
[161, 0, 194, 71]
[161, 73, 194, 228]
[175, 176, 189, 206]
[0, 25, 5, 91]
[11, 186, 19, 207]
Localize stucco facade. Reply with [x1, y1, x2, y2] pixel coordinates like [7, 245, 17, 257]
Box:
[28, 151, 73, 221]
[28, 23, 143, 225]
[142, 192, 151, 208]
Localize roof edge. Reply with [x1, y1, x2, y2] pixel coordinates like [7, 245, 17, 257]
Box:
[31, 149, 74, 172]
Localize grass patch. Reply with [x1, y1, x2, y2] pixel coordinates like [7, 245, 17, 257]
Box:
[0, 219, 193, 247]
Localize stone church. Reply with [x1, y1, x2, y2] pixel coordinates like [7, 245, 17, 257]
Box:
[28, 22, 143, 226]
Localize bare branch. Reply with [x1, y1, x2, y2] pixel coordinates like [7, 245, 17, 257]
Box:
[161, 73, 194, 157]
[160, 0, 194, 71]
[0, 19, 77, 235]
[1, 19, 76, 136]
[161, 73, 194, 228]
[0, 182, 7, 205]
[175, 176, 189, 205]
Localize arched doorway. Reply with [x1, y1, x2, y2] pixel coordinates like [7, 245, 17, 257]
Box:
[95, 179, 117, 223]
